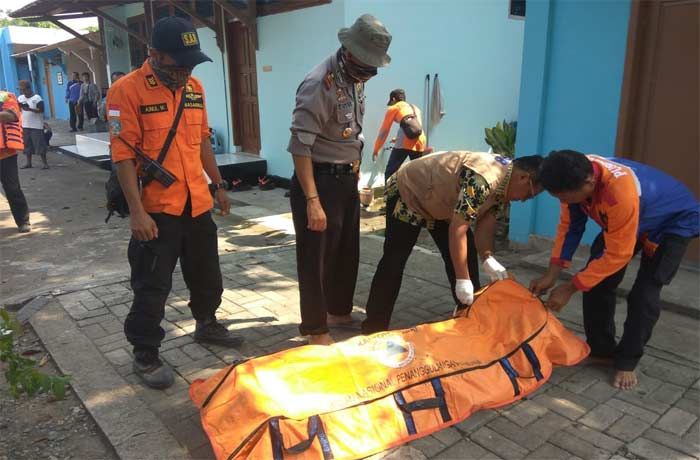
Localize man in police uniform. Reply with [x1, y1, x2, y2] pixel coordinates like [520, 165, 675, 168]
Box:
[108, 17, 242, 389]
[288, 14, 392, 345]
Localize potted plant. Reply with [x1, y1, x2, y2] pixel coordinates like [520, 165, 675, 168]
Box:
[484, 120, 518, 247]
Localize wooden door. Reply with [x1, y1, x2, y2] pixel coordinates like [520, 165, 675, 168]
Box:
[616, 0, 699, 263]
[226, 20, 261, 154]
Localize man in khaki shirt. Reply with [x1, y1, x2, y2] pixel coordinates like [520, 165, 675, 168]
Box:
[362, 152, 544, 334]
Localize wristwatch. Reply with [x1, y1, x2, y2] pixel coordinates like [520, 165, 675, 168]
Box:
[212, 182, 227, 191]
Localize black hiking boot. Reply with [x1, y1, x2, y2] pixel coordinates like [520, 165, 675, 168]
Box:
[133, 349, 174, 389]
[194, 319, 244, 347]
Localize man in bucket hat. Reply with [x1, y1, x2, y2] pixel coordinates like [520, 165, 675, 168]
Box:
[288, 14, 392, 345]
[108, 17, 242, 389]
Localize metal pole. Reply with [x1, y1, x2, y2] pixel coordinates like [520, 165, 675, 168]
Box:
[424, 74, 431, 147]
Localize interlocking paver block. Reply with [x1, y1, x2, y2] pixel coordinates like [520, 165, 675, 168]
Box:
[656, 407, 697, 435]
[548, 431, 611, 460]
[582, 381, 619, 403]
[607, 398, 660, 424]
[433, 439, 487, 460]
[523, 443, 571, 460]
[500, 400, 549, 427]
[644, 361, 699, 387]
[643, 428, 700, 458]
[578, 404, 624, 431]
[454, 410, 499, 434]
[606, 414, 651, 442]
[532, 388, 597, 420]
[487, 417, 547, 451]
[104, 348, 131, 366]
[181, 343, 213, 360]
[470, 427, 529, 460]
[564, 423, 623, 453]
[650, 382, 685, 406]
[81, 323, 107, 339]
[161, 348, 194, 367]
[627, 437, 695, 460]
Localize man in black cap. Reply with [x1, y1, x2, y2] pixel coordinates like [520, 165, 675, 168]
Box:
[288, 14, 392, 345]
[107, 17, 242, 389]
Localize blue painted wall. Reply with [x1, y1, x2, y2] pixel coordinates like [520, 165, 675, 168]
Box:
[509, 0, 632, 245]
[256, 0, 345, 176]
[192, 27, 231, 155]
[256, 0, 525, 177]
[0, 28, 18, 93]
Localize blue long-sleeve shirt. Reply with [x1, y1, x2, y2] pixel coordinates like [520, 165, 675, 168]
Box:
[66, 80, 81, 103]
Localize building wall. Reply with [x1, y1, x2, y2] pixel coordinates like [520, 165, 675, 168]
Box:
[509, 0, 632, 245]
[0, 28, 18, 93]
[192, 27, 231, 154]
[256, 0, 345, 176]
[103, 4, 144, 76]
[255, 0, 525, 178]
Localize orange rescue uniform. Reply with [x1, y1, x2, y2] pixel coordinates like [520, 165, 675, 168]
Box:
[107, 60, 212, 217]
[0, 91, 24, 160]
[372, 100, 426, 155]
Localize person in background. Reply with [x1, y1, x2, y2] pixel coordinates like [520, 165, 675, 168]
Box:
[0, 90, 30, 232]
[17, 80, 48, 169]
[65, 71, 81, 132]
[531, 151, 699, 390]
[77, 72, 100, 128]
[372, 88, 426, 179]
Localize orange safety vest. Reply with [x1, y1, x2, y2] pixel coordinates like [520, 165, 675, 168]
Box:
[190, 280, 590, 460]
[0, 91, 24, 160]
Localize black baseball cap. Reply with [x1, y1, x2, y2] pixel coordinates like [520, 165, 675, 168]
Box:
[151, 17, 212, 68]
[388, 88, 405, 105]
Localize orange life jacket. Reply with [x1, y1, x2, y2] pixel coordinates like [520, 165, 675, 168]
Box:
[0, 91, 24, 160]
[190, 280, 590, 460]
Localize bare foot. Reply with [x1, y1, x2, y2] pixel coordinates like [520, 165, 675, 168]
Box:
[613, 369, 638, 390]
[308, 333, 334, 346]
[327, 313, 354, 326]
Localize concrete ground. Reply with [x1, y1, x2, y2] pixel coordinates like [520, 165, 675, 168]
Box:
[1, 135, 699, 460]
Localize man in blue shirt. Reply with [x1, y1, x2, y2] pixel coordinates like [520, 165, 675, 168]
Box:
[65, 72, 81, 132]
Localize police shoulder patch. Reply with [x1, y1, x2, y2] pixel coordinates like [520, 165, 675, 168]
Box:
[145, 74, 158, 88]
[140, 103, 168, 114]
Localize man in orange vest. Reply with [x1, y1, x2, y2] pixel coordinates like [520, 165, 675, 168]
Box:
[108, 17, 242, 389]
[0, 90, 30, 233]
[372, 88, 426, 179]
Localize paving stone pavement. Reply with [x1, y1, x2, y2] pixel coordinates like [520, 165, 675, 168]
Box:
[27, 197, 700, 459]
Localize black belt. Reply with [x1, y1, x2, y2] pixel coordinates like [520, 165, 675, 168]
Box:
[313, 162, 355, 175]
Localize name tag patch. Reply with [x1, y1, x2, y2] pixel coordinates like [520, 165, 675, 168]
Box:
[140, 103, 168, 114]
[184, 101, 204, 109]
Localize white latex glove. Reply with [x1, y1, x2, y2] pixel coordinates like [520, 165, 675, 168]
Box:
[482, 255, 507, 281]
[455, 279, 474, 306]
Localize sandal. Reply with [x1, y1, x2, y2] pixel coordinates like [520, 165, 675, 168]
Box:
[258, 176, 276, 191]
[230, 178, 252, 192]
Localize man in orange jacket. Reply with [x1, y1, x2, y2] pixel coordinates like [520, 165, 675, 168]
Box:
[372, 88, 426, 179]
[532, 151, 699, 390]
[109, 17, 242, 389]
[0, 90, 30, 233]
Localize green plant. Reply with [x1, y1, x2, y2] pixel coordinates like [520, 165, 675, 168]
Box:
[0, 309, 69, 399]
[484, 120, 517, 157]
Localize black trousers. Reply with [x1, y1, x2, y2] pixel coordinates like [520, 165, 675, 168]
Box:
[124, 203, 223, 353]
[290, 172, 360, 336]
[69, 101, 78, 130]
[385, 148, 422, 179]
[0, 154, 29, 227]
[583, 232, 691, 371]
[362, 195, 480, 334]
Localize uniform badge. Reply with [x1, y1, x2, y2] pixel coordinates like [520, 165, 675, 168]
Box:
[181, 32, 199, 46]
[342, 127, 352, 138]
[109, 119, 122, 136]
[145, 74, 158, 88]
[336, 88, 347, 102]
[324, 72, 334, 90]
[186, 83, 194, 93]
